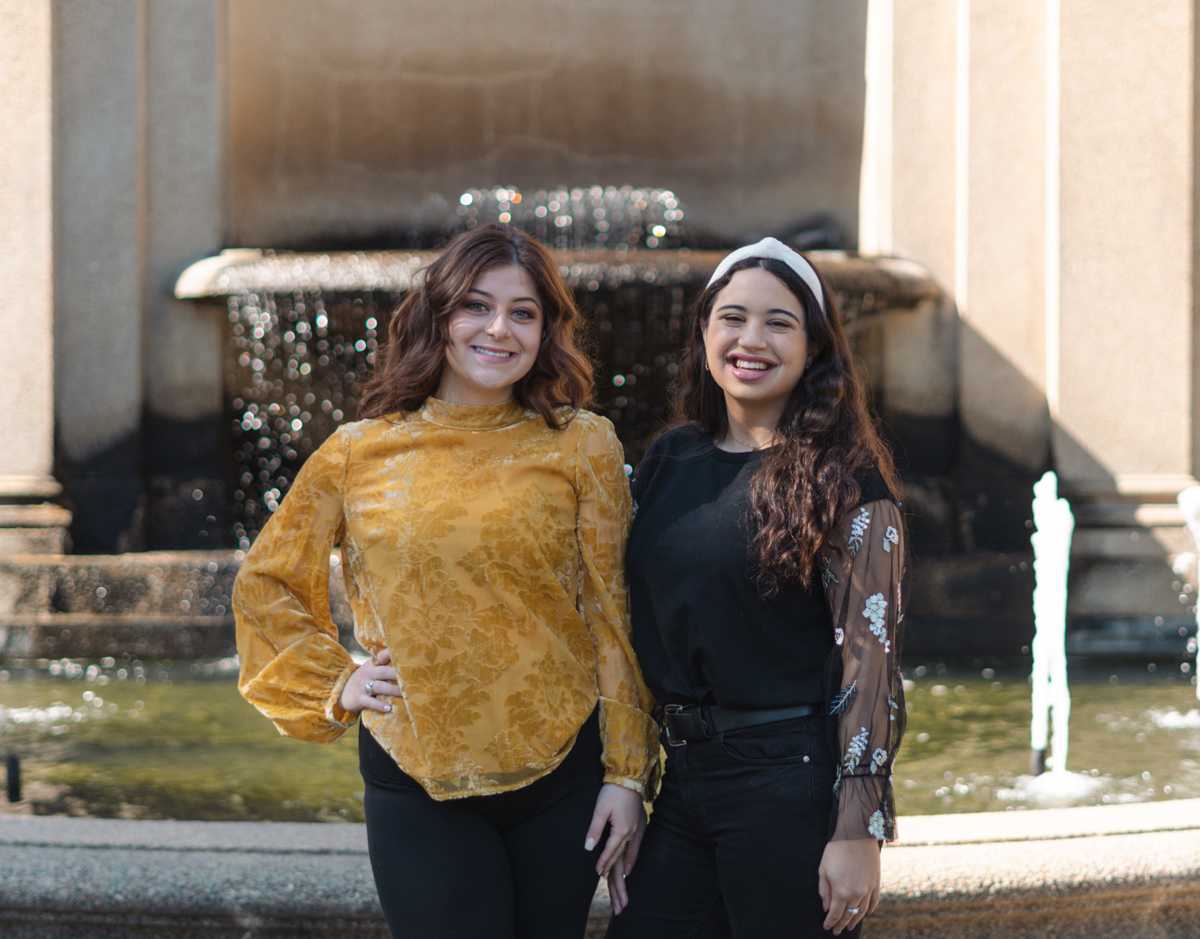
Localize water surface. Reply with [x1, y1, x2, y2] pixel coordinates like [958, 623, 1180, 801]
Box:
[1, 659, 1196, 822]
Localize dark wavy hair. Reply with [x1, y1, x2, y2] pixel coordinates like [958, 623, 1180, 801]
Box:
[358, 224, 593, 428]
[676, 256, 900, 594]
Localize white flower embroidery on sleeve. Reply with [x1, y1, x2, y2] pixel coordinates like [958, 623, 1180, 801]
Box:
[870, 747, 888, 773]
[833, 626, 845, 646]
[868, 810, 887, 840]
[843, 726, 869, 773]
[883, 525, 899, 553]
[863, 592, 891, 652]
[848, 507, 872, 557]
[820, 553, 839, 589]
[829, 680, 857, 716]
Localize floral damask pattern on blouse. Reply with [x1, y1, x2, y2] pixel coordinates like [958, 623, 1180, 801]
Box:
[461, 486, 581, 644]
[819, 497, 907, 842]
[233, 403, 660, 801]
[487, 649, 599, 766]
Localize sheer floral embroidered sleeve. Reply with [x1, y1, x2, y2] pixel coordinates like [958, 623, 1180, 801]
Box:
[820, 497, 907, 842]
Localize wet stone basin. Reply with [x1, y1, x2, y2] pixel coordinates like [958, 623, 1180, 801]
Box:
[0, 659, 1197, 822]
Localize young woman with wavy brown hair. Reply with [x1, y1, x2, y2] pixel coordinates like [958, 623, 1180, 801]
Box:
[234, 224, 660, 939]
[606, 239, 907, 939]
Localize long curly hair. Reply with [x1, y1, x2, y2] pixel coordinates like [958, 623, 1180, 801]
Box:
[358, 224, 593, 428]
[675, 256, 900, 594]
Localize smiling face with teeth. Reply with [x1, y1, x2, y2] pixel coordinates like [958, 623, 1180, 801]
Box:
[702, 266, 811, 421]
[436, 264, 544, 405]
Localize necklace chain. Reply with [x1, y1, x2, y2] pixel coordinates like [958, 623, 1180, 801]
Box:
[721, 431, 774, 452]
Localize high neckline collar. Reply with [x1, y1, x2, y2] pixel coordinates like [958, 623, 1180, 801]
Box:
[419, 396, 530, 430]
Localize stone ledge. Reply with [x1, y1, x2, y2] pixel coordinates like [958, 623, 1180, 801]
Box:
[0, 478, 63, 501]
[0, 613, 236, 659]
[174, 248, 940, 313]
[1, 800, 1197, 938]
[892, 794, 1200, 844]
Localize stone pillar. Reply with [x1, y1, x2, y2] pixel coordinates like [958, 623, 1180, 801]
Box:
[50, 1, 227, 552]
[863, 0, 1047, 552]
[953, 0, 1051, 556]
[0, 1, 70, 552]
[962, 1, 1049, 474]
[52, 0, 145, 552]
[1054, 0, 1200, 627]
[871, 0, 959, 288]
[142, 1, 227, 549]
[871, 0, 1200, 642]
[860, 0, 961, 477]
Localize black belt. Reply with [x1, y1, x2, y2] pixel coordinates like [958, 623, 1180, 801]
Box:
[658, 702, 822, 747]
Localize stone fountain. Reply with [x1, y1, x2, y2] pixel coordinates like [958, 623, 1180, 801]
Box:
[1, 185, 967, 663]
[175, 186, 943, 547]
[3, 191, 1199, 939]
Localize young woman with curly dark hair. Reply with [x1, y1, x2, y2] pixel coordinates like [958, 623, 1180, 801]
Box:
[234, 224, 659, 939]
[606, 239, 907, 939]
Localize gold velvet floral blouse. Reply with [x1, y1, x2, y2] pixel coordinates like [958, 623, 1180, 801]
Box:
[233, 397, 661, 800]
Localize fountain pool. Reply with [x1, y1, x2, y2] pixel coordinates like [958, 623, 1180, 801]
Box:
[1, 659, 1196, 823]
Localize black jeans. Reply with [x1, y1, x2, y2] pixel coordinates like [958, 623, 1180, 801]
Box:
[607, 715, 858, 939]
[360, 709, 603, 939]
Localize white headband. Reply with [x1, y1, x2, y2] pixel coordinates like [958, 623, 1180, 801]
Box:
[705, 237, 825, 313]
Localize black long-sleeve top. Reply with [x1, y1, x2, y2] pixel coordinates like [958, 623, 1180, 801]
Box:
[626, 424, 906, 841]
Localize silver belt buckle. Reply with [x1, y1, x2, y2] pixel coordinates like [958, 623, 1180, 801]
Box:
[663, 703, 687, 747]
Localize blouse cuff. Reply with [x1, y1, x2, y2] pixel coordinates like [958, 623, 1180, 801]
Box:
[603, 776, 648, 796]
[598, 696, 662, 798]
[832, 773, 895, 843]
[324, 661, 359, 729]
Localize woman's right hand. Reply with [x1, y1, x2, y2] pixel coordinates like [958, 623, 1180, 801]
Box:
[819, 837, 881, 935]
[340, 648, 401, 715]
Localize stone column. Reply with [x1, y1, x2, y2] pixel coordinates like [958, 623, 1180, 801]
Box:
[51, 0, 227, 552]
[962, 1, 1049, 474]
[142, 1, 227, 549]
[0, 1, 70, 552]
[873, 0, 959, 288]
[52, 0, 145, 552]
[860, 0, 962, 479]
[864, 0, 1048, 550]
[871, 0, 1200, 642]
[1054, 0, 1200, 627]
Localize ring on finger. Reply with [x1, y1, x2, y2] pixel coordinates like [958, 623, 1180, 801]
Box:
[365, 679, 376, 696]
[846, 906, 861, 915]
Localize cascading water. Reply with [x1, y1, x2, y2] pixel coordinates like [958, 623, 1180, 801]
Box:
[187, 185, 932, 564]
[224, 185, 697, 547]
[453, 185, 686, 250]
